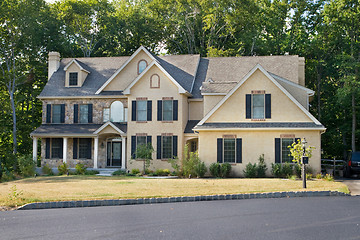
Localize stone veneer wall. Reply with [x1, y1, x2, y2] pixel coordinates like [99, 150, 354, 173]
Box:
[40, 137, 109, 168]
[42, 98, 127, 124]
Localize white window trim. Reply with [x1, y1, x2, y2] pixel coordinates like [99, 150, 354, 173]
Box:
[281, 138, 295, 163]
[251, 93, 265, 120]
[222, 138, 236, 163]
[161, 136, 173, 159]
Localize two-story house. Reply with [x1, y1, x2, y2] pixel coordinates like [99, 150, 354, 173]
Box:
[31, 46, 325, 176]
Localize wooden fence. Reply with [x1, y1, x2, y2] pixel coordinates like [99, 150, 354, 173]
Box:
[321, 158, 346, 176]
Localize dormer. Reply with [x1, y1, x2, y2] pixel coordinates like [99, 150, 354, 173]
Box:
[64, 59, 90, 87]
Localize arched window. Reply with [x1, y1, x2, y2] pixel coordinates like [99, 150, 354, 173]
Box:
[138, 60, 147, 74]
[150, 74, 160, 88]
[110, 101, 124, 122]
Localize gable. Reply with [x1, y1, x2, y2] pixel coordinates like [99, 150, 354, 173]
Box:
[64, 60, 89, 88]
[127, 64, 181, 97]
[101, 49, 153, 92]
[200, 65, 321, 125]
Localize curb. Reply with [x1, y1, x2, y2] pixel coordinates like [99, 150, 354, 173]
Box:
[17, 191, 350, 210]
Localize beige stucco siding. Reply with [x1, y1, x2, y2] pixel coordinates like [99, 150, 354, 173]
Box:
[104, 50, 153, 91]
[203, 95, 224, 116]
[126, 64, 187, 170]
[198, 130, 321, 177]
[189, 100, 204, 120]
[64, 63, 88, 87]
[207, 69, 313, 123]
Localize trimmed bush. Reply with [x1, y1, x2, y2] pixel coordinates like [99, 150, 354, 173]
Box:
[57, 163, 69, 175]
[84, 170, 99, 175]
[112, 169, 127, 176]
[75, 163, 87, 175]
[131, 168, 141, 175]
[243, 163, 257, 178]
[209, 163, 221, 177]
[271, 163, 293, 178]
[42, 164, 54, 176]
[257, 154, 267, 178]
[195, 162, 207, 178]
[220, 163, 231, 178]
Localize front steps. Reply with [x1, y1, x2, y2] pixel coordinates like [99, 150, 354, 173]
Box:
[95, 168, 121, 176]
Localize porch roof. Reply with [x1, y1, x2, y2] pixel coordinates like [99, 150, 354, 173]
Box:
[184, 120, 200, 133]
[31, 123, 127, 137]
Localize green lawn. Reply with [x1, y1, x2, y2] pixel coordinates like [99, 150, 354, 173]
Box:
[0, 175, 349, 208]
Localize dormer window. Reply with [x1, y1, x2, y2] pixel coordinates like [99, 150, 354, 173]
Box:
[138, 60, 147, 74]
[69, 72, 78, 86]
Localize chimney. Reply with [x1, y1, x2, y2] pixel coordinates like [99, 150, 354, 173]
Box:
[298, 57, 305, 86]
[48, 52, 60, 80]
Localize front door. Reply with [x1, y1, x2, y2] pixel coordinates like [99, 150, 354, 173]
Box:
[107, 141, 122, 167]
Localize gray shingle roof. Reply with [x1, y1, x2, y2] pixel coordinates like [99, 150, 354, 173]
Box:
[31, 123, 127, 136]
[184, 120, 200, 133]
[194, 122, 325, 130]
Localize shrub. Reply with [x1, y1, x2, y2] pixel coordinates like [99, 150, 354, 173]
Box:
[271, 163, 293, 178]
[209, 163, 221, 177]
[288, 175, 297, 180]
[243, 163, 257, 178]
[220, 163, 231, 178]
[112, 169, 127, 176]
[163, 169, 171, 175]
[316, 173, 322, 179]
[194, 162, 207, 178]
[131, 168, 141, 175]
[42, 164, 54, 176]
[154, 169, 170, 176]
[257, 154, 267, 178]
[75, 163, 87, 175]
[306, 173, 313, 180]
[144, 169, 153, 175]
[57, 163, 69, 175]
[133, 143, 154, 173]
[17, 154, 35, 177]
[168, 157, 181, 176]
[323, 174, 334, 181]
[84, 170, 99, 175]
[1, 170, 16, 182]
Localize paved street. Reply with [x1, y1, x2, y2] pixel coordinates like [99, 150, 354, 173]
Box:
[1, 196, 359, 240]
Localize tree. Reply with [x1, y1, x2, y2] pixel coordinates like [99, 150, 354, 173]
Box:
[133, 143, 154, 174]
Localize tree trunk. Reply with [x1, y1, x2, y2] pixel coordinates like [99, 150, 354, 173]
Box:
[352, 92, 356, 152]
[9, 90, 17, 155]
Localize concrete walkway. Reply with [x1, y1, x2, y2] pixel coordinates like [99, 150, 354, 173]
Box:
[340, 177, 360, 195]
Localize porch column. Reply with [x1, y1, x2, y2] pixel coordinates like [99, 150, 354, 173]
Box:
[121, 136, 126, 170]
[94, 137, 99, 169]
[63, 137, 68, 163]
[32, 137, 37, 162]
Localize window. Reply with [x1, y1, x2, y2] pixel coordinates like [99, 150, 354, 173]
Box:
[45, 138, 63, 159]
[74, 104, 93, 123]
[79, 105, 89, 123]
[252, 94, 264, 119]
[224, 138, 236, 163]
[246, 93, 271, 119]
[156, 135, 178, 159]
[69, 72, 78, 86]
[46, 104, 65, 124]
[163, 100, 173, 121]
[157, 100, 178, 121]
[73, 138, 92, 159]
[281, 138, 294, 163]
[52, 104, 61, 123]
[150, 74, 160, 88]
[217, 138, 242, 163]
[131, 135, 151, 159]
[138, 60, 147, 74]
[190, 140, 197, 152]
[137, 101, 147, 121]
[110, 101, 126, 122]
[103, 108, 110, 122]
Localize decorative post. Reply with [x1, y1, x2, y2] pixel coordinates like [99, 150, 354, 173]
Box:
[94, 137, 99, 169]
[63, 137, 68, 163]
[32, 137, 38, 162]
[301, 138, 307, 189]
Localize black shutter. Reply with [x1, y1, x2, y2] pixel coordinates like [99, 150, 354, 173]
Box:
[59, 139, 63, 159]
[73, 138, 78, 159]
[236, 138, 242, 163]
[275, 138, 281, 163]
[132, 101, 136, 121]
[131, 136, 136, 158]
[172, 136, 178, 157]
[173, 100, 178, 121]
[157, 100, 162, 121]
[246, 94, 251, 119]
[88, 104, 93, 123]
[157, 136, 162, 159]
[217, 138, 223, 163]
[147, 136, 152, 145]
[74, 104, 78, 123]
[46, 104, 51, 123]
[45, 138, 50, 158]
[60, 104, 65, 123]
[87, 138, 92, 159]
[265, 94, 271, 119]
[147, 101, 152, 121]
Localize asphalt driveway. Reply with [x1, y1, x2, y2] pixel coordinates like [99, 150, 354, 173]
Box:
[341, 177, 360, 195]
